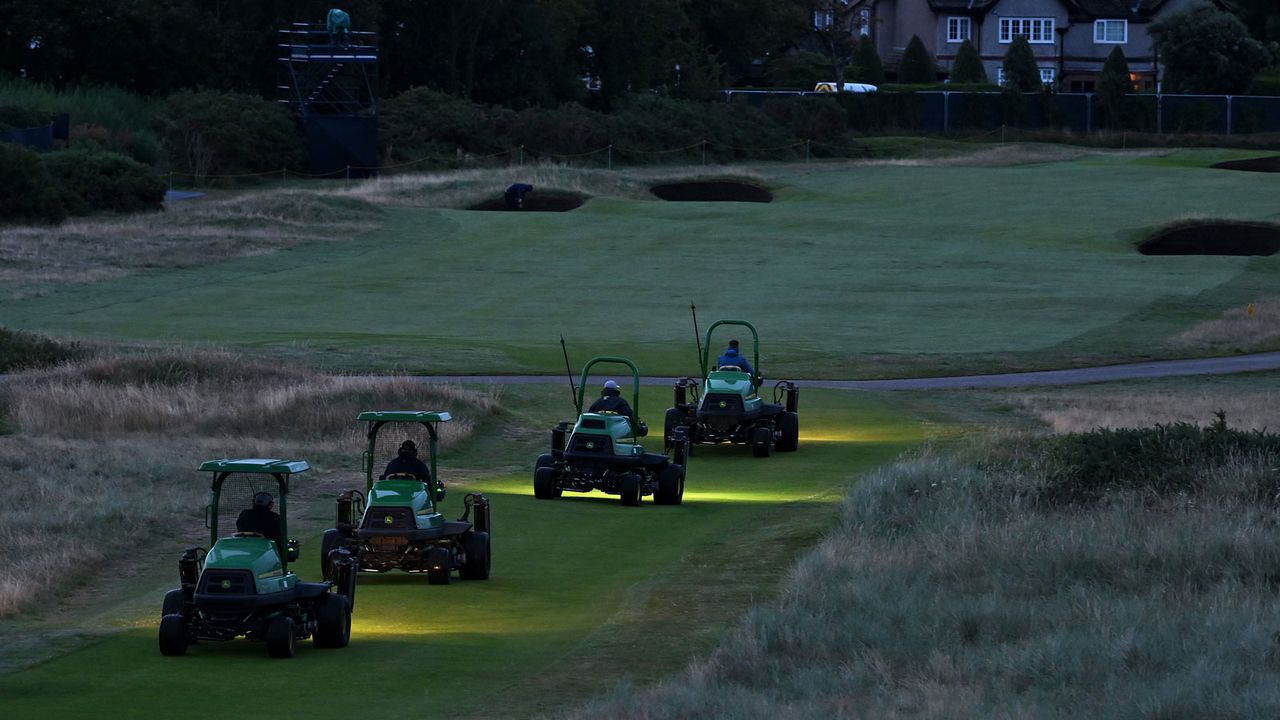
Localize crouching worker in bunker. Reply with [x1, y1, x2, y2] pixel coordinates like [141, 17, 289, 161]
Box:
[236, 492, 282, 543]
[504, 183, 534, 210]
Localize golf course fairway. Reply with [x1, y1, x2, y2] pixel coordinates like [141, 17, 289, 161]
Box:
[0, 388, 924, 719]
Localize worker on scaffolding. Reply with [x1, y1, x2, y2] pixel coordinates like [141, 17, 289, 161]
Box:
[327, 8, 351, 46]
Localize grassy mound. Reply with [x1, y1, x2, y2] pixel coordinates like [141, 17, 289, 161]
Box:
[0, 327, 80, 372]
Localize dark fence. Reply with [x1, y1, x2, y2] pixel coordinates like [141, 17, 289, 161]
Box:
[726, 90, 1280, 135]
[0, 123, 54, 151]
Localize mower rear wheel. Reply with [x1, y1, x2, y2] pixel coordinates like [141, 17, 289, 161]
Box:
[266, 616, 297, 658]
[161, 588, 185, 618]
[654, 464, 684, 505]
[534, 466, 561, 500]
[426, 547, 452, 585]
[158, 614, 188, 657]
[314, 594, 351, 649]
[776, 412, 800, 452]
[460, 531, 491, 580]
[752, 426, 774, 458]
[320, 528, 343, 580]
[620, 472, 643, 506]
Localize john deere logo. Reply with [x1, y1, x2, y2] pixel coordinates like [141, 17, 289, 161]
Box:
[220, 579, 232, 590]
[586, 441, 596, 450]
[383, 515, 394, 525]
[718, 400, 728, 409]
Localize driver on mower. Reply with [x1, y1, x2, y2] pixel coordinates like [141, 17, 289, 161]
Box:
[716, 339, 755, 375]
[380, 439, 432, 481]
[236, 492, 281, 543]
[588, 380, 640, 431]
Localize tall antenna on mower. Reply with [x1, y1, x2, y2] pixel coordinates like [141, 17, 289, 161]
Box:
[559, 334, 579, 412]
[691, 303, 705, 377]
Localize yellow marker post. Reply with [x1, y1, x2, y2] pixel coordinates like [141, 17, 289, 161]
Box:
[1248, 303, 1257, 318]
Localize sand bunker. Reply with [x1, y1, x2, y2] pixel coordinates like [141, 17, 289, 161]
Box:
[1139, 222, 1280, 256]
[1210, 156, 1280, 173]
[468, 192, 585, 212]
[650, 181, 773, 203]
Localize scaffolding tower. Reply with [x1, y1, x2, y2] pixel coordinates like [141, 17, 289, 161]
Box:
[278, 23, 379, 177]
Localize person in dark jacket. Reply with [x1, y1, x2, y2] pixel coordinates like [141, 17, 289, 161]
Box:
[716, 339, 754, 375]
[504, 183, 534, 210]
[381, 439, 432, 481]
[588, 380, 635, 422]
[236, 492, 282, 543]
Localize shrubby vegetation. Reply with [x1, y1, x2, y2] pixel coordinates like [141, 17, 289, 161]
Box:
[43, 148, 166, 214]
[0, 143, 66, 223]
[0, 328, 80, 373]
[153, 91, 306, 183]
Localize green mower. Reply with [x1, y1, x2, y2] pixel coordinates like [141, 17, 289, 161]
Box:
[158, 458, 357, 658]
[535, 355, 690, 506]
[320, 411, 492, 585]
[665, 314, 800, 457]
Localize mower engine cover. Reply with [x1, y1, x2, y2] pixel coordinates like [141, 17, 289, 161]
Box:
[570, 413, 645, 457]
[363, 478, 443, 531]
[698, 370, 763, 413]
[202, 536, 297, 594]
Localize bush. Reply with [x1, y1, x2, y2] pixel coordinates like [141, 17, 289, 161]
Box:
[761, 96, 847, 140]
[849, 36, 885, 86]
[949, 40, 986, 84]
[0, 143, 66, 224]
[43, 148, 165, 215]
[0, 106, 51, 131]
[763, 52, 832, 89]
[896, 35, 935, 84]
[1001, 37, 1042, 91]
[154, 91, 305, 184]
[0, 327, 80, 373]
[1097, 46, 1132, 128]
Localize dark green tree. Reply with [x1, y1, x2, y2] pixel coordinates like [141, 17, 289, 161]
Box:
[1001, 36, 1042, 91]
[896, 35, 935, 84]
[949, 39, 986, 84]
[1150, 1, 1271, 93]
[848, 35, 885, 85]
[808, 0, 861, 89]
[1096, 46, 1132, 128]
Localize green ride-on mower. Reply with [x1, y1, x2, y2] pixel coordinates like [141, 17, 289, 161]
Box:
[666, 317, 800, 458]
[158, 458, 357, 658]
[320, 411, 492, 585]
[535, 356, 690, 506]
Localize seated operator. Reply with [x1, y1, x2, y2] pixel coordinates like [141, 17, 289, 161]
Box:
[381, 439, 432, 481]
[236, 492, 282, 543]
[716, 339, 755, 375]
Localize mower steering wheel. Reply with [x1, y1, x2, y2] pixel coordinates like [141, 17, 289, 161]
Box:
[384, 473, 418, 480]
[718, 365, 744, 372]
[233, 531, 264, 538]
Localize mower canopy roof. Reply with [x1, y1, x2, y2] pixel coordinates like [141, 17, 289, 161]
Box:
[198, 458, 311, 475]
[357, 410, 452, 423]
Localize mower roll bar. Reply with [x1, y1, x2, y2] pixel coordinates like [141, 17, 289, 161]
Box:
[204, 470, 293, 569]
[576, 356, 643, 439]
[700, 319, 761, 388]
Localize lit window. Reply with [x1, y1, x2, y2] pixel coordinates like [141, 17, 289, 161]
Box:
[1094, 19, 1127, 43]
[999, 17, 1055, 44]
[1039, 67, 1055, 85]
[947, 17, 971, 43]
[814, 11, 833, 30]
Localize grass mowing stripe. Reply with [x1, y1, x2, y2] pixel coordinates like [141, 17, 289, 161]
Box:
[0, 389, 922, 719]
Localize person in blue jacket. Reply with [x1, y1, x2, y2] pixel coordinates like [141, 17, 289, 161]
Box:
[716, 339, 754, 375]
[504, 183, 534, 209]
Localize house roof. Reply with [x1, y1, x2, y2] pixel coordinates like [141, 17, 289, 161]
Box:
[1065, 0, 1236, 20]
[926, 0, 1000, 12]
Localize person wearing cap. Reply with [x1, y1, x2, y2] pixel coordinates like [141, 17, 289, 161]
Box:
[381, 439, 432, 482]
[236, 492, 281, 543]
[716, 339, 754, 375]
[589, 379, 636, 424]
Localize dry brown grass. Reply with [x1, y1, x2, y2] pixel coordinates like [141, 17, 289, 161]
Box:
[0, 192, 382, 301]
[1172, 297, 1280, 351]
[1008, 384, 1280, 433]
[0, 348, 500, 617]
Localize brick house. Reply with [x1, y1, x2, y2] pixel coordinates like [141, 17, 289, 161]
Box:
[819, 0, 1236, 91]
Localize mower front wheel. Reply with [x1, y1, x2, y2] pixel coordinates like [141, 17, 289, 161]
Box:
[266, 616, 297, 658]
[752, 426, 774, 458]
[534, 466, 561, 500]
[320, 528, 343, 580]
[654, 464, 685, 505]
[426, 547, 452, 585]
[460, 531, 491, 580]
[620, 472, 643, 506]
[161, 588, 185, 618]
[314, 594, 351, 649]
[158, 614, 188, 657]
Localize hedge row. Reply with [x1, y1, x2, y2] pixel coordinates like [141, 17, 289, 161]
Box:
[0, 144, 164, 223]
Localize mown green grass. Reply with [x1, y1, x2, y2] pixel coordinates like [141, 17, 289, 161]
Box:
[2, 150, 1278, 378]
[0, 386, 922, 719]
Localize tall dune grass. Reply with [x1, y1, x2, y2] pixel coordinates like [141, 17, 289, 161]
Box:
[0, 349, 500, 617]
[0, 76, 157, 131]
[574, 434, 1280, 719]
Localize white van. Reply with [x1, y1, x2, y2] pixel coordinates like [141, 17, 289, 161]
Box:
[814, 82, 878, 93]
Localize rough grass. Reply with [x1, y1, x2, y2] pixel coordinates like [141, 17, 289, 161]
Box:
[1010, 382, 1280, 433]
[0, 349, 500, 617]
[0, 192, 382, 301]
[1174, 297, 1280, 351]
[575, 434, 1280, 719]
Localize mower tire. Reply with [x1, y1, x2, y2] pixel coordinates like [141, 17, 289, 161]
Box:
[158, 614, 188, 657]
[534, 466, 561, 500]
[266, 616, 297, 658]
[426, 547, 452, 585]
[320, 528, 343, 580]
[654, 464, 684, 505]
[752, 426, 774, 458]
[460, 531, 491, 580]
[161, 588, 185, 618]
[620, 472, 643, 506]
[776, 412, 799, 452]
[314, 594, 351, 649]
